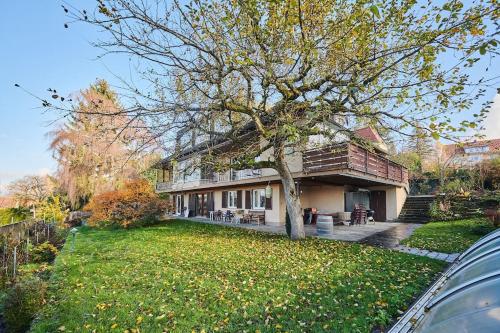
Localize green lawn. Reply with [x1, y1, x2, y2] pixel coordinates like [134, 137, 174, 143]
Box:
[401, 218, 497, 254]
[31, 220, 445, 333]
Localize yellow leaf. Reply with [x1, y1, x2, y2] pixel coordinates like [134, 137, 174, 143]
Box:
[155, 314, 166, 321]
[111, 323, 118, 329]
[136, 316, 143, 325]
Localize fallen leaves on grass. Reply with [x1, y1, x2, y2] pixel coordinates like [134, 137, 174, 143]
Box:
[31, 220, 445, 332]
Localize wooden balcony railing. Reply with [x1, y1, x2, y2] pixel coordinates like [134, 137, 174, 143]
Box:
[303, 143, 408, 184]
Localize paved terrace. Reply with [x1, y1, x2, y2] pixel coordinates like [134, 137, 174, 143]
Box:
[172, 217, 459, 262]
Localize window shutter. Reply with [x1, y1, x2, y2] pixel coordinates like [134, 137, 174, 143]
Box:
[245, 190, 251, 209]
[172, 195, 176, 211]
[236, 190, 242, 208]
[222, 191, 227, 208]
[265, 195, 272, 210]
[180, 195, 184, 209]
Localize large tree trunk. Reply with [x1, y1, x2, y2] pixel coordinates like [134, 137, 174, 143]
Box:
[274, 144, 305, 240]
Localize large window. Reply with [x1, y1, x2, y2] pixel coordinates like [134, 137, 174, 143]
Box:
[252, 189, 266, 209]
[464, 146, 488, 154]
[228, 191, 237, 208]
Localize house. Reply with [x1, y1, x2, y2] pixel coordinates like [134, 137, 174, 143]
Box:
[154, 124, 408, 226]
[442, 138, 500, 168]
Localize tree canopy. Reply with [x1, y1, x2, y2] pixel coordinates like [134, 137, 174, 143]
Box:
[49, 79, 157, 208]
[49, 0, 500, 238]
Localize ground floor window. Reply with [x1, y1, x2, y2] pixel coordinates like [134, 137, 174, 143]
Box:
[252, 189, 266, 209]
[228, 191, 237, 208]
[344, 191, 370, 212]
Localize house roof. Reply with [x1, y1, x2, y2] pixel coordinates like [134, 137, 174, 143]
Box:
[443, 138, 500, 155]
[354, 126, 388, 153]
[354, 127, 384, 144]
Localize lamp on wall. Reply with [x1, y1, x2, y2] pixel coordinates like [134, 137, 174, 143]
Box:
[265, 183, 272, 198]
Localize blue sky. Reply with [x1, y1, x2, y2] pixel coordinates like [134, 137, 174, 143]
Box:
[0, 1, 499, 194]
[0, 1, 131, 193]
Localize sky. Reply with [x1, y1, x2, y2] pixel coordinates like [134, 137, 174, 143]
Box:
[0, 1, 499, 194]
[0, 1, 132, 193]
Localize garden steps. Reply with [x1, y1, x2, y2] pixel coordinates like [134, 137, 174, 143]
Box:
[397, 195, 436, 223]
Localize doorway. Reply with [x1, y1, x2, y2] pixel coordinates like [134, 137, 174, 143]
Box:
[188, 192, 214, 217]
[369, 191, 386, 221]
[196, 193, 208, 217]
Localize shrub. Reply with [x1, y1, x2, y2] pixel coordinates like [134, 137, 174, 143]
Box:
[0, 207, 30, 225]
[31, 242, 59, 263]
[47, 227, 69, 249]
[429, 200, 452, 220]
[37, 195, 69, 227]
[84, 179, 169, 228]
[3, 277, 47, 333]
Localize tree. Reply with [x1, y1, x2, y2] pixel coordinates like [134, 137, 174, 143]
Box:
[8, 176, 50, 208]
[431, 141, 461, 189]
[479, 156, 500, 190]
[51, 0, 498, 239]
[407, 123, 434, 169]
[37, 195, 69, 226]
[49, 79, 156, 209]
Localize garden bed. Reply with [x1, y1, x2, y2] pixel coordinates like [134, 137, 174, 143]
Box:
[31, 220, 445, 332]
[401, 218, 497, 254]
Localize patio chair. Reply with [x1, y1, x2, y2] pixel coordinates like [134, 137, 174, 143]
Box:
[233, 210, 245, 224]
[214, 210, 223, 221]
[248, 210, 265, 225]
[241, 212, 251, 224]
[224, 210, 234, 223]
[352, 205, 367, 225]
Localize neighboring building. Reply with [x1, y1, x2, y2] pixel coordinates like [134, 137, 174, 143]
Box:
[442, 139, 500, 168]
[154, 124, 408, 226]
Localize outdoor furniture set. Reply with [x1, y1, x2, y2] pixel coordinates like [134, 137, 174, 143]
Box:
[210, 209, 265, 225]
[306, 205, 376, 227]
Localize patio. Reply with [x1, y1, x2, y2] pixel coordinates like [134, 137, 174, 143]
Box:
[173, 215, 420, 243]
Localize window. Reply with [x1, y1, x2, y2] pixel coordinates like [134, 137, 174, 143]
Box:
[467, 155, 482, 163]
[252, 189, 266, 209]
[228, 191, 237, 208]
[464, 146, 488, 154]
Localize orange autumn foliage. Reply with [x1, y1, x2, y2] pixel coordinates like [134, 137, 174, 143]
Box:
[84, 179, 169, 228]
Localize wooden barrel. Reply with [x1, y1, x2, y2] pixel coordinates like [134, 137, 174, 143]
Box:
[316, 215, 334, 235]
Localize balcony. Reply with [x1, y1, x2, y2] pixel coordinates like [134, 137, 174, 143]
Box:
[155, 144, 408, 192]
[155, 169, 264, 192]
[156, 181, 172, 191]
[303, 143, 408, 184]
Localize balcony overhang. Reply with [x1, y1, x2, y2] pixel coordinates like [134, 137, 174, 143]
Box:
[156, 168, 408, 193]
[156, 142, 409, 193]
